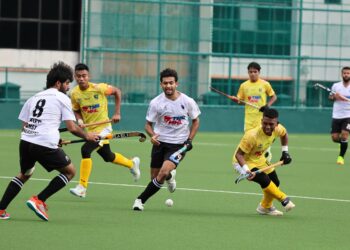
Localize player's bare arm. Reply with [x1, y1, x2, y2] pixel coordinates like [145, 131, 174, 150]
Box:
[145, 120, 160, 145]
[235, 148, 254, 179]
[188, 117, 200, 140]
[267, 94, 277, 107]
[65, 120, 99, 142]
[109, 86, 121, 123]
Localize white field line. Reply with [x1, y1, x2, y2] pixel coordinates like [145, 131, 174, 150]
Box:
[0, 176, 349, 203]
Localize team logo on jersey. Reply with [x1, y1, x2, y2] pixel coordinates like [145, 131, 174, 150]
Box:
[82, 104, 100, 113]
[163, 115, 186, 125]
[94, 94, 99, 100]
[255, 151, 263, 157]
[181, 105, 185, 109]
[248, 96, 261, 103]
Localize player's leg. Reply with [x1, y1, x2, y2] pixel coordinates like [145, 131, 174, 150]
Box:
[331, 118, 345, 164]
[0, 140, 36, 220]
[70, 142, 98, 197]
[253, 170, 295, 214]
[338, 118, 350, 165]
[27, 146, 75, 221]
[97, 143, 140, 181]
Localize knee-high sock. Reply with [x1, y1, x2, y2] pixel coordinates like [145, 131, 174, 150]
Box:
[113, 153, 133, 168]
[37, 174, 69, 202]
[262, 181, 287, 202]
[0, 177, 23, 210]
[138, 178, 162, 203]
[261, 190, 274, 209]
[340, 140, 348, 157]
[79, 158, 92, 188]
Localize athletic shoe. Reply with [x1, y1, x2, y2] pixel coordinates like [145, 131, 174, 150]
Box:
[166, 169, 176, 193]
[26, 196, 49, 221]
[130, 157, 141, 182]
[132, 199, 144, 211]
[256, 203, 283, 216]
[281, 197, 296, 212]
[337, 156, 344, 165]
[69, 184, 87, 198]
[0, 210, 10, 220]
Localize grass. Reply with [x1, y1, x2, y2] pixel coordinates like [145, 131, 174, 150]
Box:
[0, 130, 350, 250]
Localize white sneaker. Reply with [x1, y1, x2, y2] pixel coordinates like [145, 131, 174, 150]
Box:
[130, 157, 141, 182]
[166, 169, 176, 193]
[283, 199, 296, 212]
[69, 184, 87, 198]
[132, 199, 144, 211]
[256, 203, 283, 216]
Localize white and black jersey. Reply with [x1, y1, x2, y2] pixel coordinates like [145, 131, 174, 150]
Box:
[18, 88, 76, 149]
[331, 81, 350, 119]
[146, 92, 201, 144]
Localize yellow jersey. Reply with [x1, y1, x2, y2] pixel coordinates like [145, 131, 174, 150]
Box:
[236, 79, 275, 131]
[70, 82, 113, 132]
[232, 124, 286, 173]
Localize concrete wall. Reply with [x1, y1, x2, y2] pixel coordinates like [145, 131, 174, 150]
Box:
[0, 102, 332, 134]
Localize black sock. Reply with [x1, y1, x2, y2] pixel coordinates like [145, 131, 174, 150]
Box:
[340, 140, 348, 157]
[0, 177, 23, 210]
[138, 178, 162, 203]
[37, 174, 69, 202]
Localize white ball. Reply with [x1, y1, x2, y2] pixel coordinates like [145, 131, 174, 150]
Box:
[165, 198, 174, 207]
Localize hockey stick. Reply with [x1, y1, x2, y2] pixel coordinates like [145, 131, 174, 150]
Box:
[209, 86, 260, 109]
[169, 145, 188, 164]
[60, 131, 146, 145]
[59, 119, 113, 132]
[234, 160, 284, 184]
[314, 83, 350, 102]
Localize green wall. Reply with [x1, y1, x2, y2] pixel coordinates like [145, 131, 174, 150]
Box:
[0, 103, 331, 133]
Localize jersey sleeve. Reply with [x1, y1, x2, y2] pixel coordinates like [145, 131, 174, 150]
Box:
[146, 100, 158, 122]
[265, 82, 275, 97]
[274, 123, 287, 137]
[18, 97, 32, 122]
[61, 95, 77, 121]
[70, 91, 80, 111]
[96, 83, 112, 96]
[187, 98, 201, 119]
[238, 132, 255, 154]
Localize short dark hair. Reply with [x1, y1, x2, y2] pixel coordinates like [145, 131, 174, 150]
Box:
[160, 68, 178, 82]
[75, 63, 89, 72]
[263, 108, 279, 119]
[342, 66, 350, 72]
[247, 62, 261, 71]
[46, 62, 73, 88]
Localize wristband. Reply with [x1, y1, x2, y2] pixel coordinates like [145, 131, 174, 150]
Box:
[242, 164, 249, 172]
[281, 145, 288, 152]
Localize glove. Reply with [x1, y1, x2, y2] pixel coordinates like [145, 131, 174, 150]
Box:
[184, 138, 193, 151]
[259, 105, 269, 113]
[280, 151, 292, 165]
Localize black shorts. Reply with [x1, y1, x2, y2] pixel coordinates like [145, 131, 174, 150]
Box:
[150, 141, 186, 168]
[331, 118, 350, 133]
[19, 140, 71, 173]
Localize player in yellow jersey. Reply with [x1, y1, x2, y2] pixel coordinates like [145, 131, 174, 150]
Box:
[236, 62, 277, 161]
[69, 63, 140, 198]
[233, 108, 295, 216]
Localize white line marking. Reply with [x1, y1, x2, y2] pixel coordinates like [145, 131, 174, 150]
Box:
[0, 176, 349, 203]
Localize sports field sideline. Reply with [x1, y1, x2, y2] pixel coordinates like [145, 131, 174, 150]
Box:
[1, 130, 350, 250]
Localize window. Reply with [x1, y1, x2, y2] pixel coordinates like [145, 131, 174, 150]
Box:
[212, 1, 292, 56]
[0, 0, 81, 51]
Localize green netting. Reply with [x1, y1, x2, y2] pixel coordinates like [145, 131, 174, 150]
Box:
[82, 0, 350, 107]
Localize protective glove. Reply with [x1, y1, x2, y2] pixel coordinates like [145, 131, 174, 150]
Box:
[280, 151, 292, 165]
[259, 105, 269, 113]
[184, 138, 193, 151]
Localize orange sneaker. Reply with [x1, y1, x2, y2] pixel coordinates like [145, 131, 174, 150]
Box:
[0, 209, 10, 220]
[26, 196, 49, 221]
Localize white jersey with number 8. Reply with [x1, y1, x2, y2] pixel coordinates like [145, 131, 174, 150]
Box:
[18, 88, 76, 149]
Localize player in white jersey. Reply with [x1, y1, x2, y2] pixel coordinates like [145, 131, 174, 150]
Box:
[329, 66, 350, 165]
[0, 62, 98, 221]
[133, 68, 201, 211]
